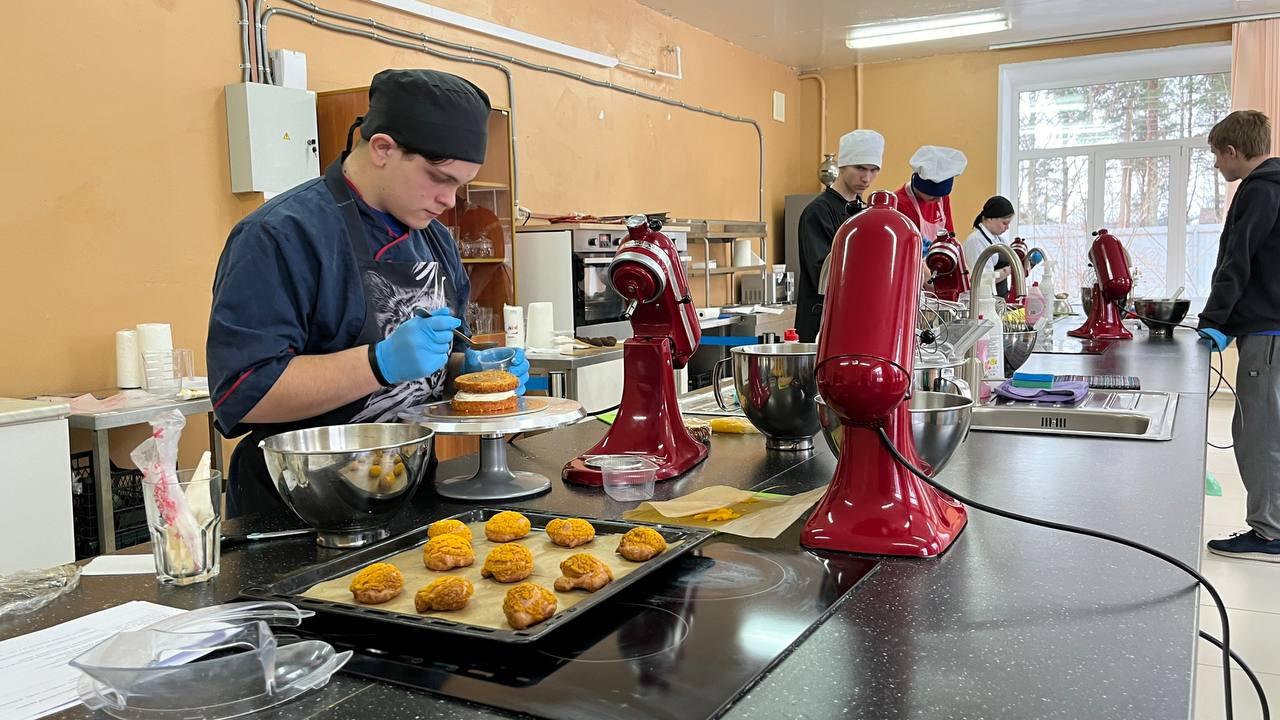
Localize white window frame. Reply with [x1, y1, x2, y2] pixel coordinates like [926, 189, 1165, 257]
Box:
[997, 43, 1231, 297]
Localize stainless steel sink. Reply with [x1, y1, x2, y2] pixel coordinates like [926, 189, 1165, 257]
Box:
[971, 390, 1178, 441]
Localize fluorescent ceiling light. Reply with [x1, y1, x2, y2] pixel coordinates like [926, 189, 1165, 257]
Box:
[847, 11, 1009, 49]
[366, 0, 619, 68]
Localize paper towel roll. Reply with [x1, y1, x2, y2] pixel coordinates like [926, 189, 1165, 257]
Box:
[503, 304, 525, 349]
[525, 302, 555, 350]
[115, 330, 142, 388]
[733, 239, 763, 267]
[136, 323, 173, 390]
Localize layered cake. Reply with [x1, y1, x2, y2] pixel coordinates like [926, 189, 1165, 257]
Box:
[451, 370, 519, 414]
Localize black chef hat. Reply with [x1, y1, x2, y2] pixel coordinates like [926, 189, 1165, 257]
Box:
[356, 69, 491, 164]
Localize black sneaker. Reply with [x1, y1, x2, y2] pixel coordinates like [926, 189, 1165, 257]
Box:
[1207, 530, 1280, 562]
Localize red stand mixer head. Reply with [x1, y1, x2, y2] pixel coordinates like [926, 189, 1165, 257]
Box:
[1004, 237, 1031, 303]
[924, 230, 970, 302]
[1067, 228, 1133, 341]
[802, 191, 967, 557]
[562, 215, 707, 486]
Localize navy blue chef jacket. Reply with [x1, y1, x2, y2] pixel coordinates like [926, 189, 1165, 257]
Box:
[207, 175, 471, 439]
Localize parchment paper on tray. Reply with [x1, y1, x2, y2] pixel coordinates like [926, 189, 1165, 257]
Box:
[623, 485, 828, 538]
[300, 521, 681, 631]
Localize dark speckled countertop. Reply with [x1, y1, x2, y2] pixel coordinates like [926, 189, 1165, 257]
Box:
[5, 321, 1210, 720]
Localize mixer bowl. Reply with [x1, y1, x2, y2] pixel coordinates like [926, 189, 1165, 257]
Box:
[816, 392, 973, 474]
[260, 423, 434, 548]
[1081, 286, 1094, 316]
[1003, 326, 1040, 377]
[1133, 297, 1191, 337]
[713, 343, 820, 451]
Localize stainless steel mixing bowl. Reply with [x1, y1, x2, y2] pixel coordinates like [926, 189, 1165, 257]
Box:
[1132, 297, 1191, 337]
[816, 391, 973, 474]
[259, 423, 434, 548]
[1003, 325, 1040, 377]
[713, 343, 820, 451]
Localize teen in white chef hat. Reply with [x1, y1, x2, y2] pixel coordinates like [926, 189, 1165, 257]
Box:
[894, 145, 968, 252]
[794, 129, 885, 342]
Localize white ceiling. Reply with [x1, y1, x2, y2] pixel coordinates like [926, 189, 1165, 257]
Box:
[636, 0, 1280, 67]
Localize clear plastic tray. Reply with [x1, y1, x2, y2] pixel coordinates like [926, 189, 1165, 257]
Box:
[70, 601, 351, 720]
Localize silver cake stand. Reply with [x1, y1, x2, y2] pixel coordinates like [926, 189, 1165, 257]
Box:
[402, 397, 586, 501]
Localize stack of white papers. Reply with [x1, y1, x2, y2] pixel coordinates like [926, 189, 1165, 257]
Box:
[0, 601, 185, 719]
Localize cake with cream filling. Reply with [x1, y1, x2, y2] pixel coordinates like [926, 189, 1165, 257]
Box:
[451, 370, 520, 414]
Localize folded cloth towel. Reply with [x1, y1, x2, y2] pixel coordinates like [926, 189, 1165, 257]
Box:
[993, 380, 1089, 405]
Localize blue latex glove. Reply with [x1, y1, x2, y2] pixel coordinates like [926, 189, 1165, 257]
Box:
[463, 347, 530, 396]
[1028, 249, 1044, 267]
[1198, 328, 1232, 352]
[374, 308, 460, 384]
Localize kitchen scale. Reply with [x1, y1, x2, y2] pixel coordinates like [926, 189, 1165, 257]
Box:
[402, 397, 585, 501]
[286, 526, 879, 720]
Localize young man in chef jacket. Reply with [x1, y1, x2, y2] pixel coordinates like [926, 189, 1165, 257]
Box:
[1198, 110, 1280, 561]
[795, 129, 885, 342]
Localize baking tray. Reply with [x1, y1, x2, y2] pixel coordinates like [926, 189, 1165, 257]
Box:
[241, 507, 714, 644]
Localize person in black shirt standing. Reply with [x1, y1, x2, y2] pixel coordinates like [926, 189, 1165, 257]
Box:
[795, 129, 884, 342]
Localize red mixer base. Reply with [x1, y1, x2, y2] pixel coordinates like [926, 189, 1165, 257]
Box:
[1068, 286, 1132, 340]
[562, 338, 708, 486]
[801, 417, 967, 557]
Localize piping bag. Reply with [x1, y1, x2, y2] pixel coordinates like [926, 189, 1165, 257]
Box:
[130, 410, 203, 572]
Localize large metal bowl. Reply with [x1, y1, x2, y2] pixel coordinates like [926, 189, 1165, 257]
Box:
[1132, 297, 1191, 337]
[713, 343, 820, 451]
[259, 423, 434, 548]
[1003, 327, 1040, 377]
[816, 391, 973, 474]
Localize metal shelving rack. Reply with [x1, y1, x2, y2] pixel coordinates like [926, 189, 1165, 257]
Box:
[669, 219, 768, 307]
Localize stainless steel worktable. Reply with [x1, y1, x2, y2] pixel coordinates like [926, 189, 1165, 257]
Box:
[65, 394, 224, 554]
[9, 324, 1213, 719]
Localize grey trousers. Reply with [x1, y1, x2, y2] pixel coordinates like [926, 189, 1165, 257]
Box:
[1233, 335, 1280, 539]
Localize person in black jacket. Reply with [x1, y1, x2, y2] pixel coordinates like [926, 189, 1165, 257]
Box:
[795, 129, 884, 342]
[1197, 110, 1280, 560]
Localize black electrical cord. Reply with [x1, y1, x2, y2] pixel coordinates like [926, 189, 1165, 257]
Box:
[1201, 630, 1272, 720]
[1207, 356, 1240, 450]
[875, 427, 1261, 720]
[1115, 300, 1242, 445]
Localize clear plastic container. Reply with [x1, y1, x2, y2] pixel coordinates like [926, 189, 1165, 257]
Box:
[599, 456, 658, 501]
[70, 601, 351, 720]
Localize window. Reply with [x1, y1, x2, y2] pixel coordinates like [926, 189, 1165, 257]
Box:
[999, 44, 1231, 307]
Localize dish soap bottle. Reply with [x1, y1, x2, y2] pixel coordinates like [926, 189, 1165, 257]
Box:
[1025, 282, 1047, 326]
[976, 282, 1005, 380]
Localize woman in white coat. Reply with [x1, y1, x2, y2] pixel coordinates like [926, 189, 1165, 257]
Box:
[963, 195, 1015, 297]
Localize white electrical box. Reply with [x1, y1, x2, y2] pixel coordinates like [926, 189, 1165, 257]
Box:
[270, 49, 308, 89]
[225, 83, 319, 194]
[772, 91, 786, 122]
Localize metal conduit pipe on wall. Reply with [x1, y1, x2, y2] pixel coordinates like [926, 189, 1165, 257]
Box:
[238, 0, 252, 82]
[259, 0, 765, 222]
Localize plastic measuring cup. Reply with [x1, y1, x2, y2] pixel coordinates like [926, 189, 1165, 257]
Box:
[599, 456, 659, 501]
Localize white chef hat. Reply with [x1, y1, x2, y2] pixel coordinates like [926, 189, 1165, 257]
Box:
[838, 129, 885, 168]
[909, 145, 968, 197]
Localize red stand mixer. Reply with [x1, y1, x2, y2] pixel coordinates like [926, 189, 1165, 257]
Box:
[801, 191, 967, 557]
[1004, 237, 1031, 304]
[1068, 228, 1133, 341]
[563, 215, 708, 486]
[923, 230, 970, 302]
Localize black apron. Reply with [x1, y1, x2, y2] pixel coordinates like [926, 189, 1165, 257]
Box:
[977, 227, 1011, 298]
[226, 158, 456, 518]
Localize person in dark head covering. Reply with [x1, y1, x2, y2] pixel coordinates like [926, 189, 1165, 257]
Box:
[207, 69, 529, 518]
[963, 195, 1015, 297]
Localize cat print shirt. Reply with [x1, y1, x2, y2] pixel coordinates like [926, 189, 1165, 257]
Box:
[207, 174, 471, 439]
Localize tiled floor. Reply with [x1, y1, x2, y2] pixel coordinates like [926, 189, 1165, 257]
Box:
[1195, 394, 1280, 720]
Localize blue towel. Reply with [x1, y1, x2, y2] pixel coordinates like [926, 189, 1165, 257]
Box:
[993, 380, 1089, 405]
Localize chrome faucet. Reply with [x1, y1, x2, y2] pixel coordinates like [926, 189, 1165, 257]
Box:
[965, 244, 1027, 390]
